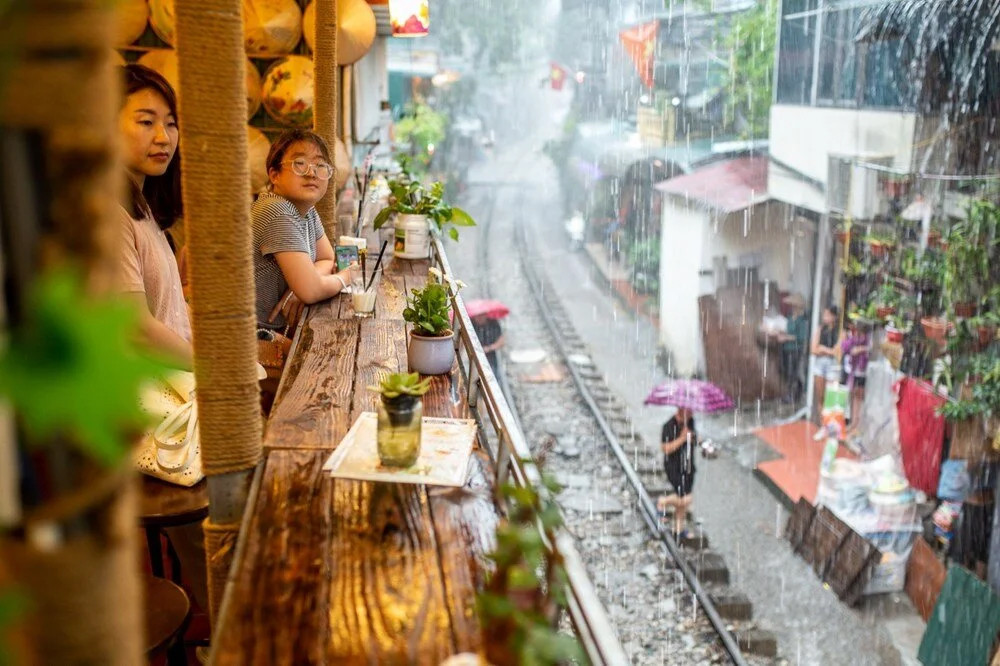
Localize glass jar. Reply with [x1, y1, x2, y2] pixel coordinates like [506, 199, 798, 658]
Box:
[376, 395, 422, 467]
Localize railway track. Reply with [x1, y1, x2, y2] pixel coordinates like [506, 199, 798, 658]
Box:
[458, 181, 776, 664]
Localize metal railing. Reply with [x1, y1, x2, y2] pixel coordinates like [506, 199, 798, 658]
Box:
[431, 238, 629, 666]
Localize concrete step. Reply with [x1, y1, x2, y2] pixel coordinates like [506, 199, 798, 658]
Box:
[710, 591, 752, 621]
[678, 532, 710, 551]
[734, 628, 777, 657]
[687, 551, 730, 585]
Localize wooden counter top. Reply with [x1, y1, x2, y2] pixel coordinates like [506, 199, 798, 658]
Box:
[214, 256, 499, 664]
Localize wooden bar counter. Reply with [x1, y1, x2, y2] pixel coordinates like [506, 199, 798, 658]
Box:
[213, 256, 500, 665]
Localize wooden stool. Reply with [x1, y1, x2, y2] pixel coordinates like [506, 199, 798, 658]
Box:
[139, 476, 209, 581]
[145, 576, 191, 665]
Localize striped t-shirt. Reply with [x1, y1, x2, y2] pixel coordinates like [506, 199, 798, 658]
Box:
[251, 191, 324, 329]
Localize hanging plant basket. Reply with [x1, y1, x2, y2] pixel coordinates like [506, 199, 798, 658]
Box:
[975, 326, 997, 351]
[876, 305, 896, 320]
[921, 316, 949, 342]
[869, 241, 893, 259]
[954, 302, 977, 319]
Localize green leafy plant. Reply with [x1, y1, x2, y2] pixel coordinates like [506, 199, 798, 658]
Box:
[943, 199, 1000, 307]
[369, 372, 431, 399]
[402, 283, 452, 337]
[372, 178, 475, 241]
[940, 352, 1000, 421]
[0, 270, 163, 466]
[478, 462, 584, 665]
[394, 103, 447, 174]
[0, 587, 28, 665]
[723, 0, 777, 138]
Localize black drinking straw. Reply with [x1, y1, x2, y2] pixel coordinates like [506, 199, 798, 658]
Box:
[355, 164, 374, 238]
[365, 239, 389, 292]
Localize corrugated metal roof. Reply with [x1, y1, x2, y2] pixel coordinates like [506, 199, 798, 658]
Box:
[655, 156, 769, 213]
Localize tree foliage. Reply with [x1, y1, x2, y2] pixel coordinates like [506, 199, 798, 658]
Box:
[724, 0, 777, 138]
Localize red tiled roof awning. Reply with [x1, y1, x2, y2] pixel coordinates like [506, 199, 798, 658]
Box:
[654, 156, 769, 213]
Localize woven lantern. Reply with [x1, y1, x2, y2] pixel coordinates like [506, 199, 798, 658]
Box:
[138, 50, 262, 121]
[243, 0, 303, 57]
[116, 0, 149, 45]
[389, 0, 429, 37]
[147, 0, 176, 45]
[247, 126, 271, 194]
[303, 0, 376, 64]
[261, 55, 314, 126]
[332, 136, 351, 191]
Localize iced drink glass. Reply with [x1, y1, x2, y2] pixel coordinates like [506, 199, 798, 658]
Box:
[351, 266, 380, 318]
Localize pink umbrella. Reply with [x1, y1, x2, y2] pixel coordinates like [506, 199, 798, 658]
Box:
[464, 299, 510, 319]
[643, 379, 734, 413]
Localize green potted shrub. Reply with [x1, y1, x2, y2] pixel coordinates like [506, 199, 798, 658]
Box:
[865, 231, 896, 259]
[403, 282, 456, 375]
[943, 199, 999, 318]
[477, 462, 583, 665]
[372, 178, 475, 259]
[369, 372, 431, 467]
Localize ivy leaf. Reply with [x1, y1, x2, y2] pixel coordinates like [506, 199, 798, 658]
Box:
[0, 270, 165, 466]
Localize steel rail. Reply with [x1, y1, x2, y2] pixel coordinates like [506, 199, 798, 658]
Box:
[510, 220, 750, 666]
[431, 236, 630, 666]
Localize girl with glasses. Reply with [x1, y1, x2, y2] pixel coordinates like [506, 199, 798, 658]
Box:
[252, 129, 353, 334]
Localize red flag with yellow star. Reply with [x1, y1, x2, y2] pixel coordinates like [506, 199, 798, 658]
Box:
[550, 61, 567, 91]
[620, 20, 658, 89]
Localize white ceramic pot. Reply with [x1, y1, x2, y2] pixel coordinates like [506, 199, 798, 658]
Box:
[408, 330, 455, 375]
[394, 213, 431, 259]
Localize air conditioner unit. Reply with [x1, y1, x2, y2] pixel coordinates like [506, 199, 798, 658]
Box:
[826, 153, 894, 221]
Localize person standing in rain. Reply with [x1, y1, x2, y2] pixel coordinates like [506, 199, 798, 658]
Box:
[779, 293, 809, 404]
[811, 304, 841, 425]
[472, 312, 505, 378]
[657, 406, 697, 538]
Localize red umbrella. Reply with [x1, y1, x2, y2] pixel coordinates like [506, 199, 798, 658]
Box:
[464, 299, 510, 319]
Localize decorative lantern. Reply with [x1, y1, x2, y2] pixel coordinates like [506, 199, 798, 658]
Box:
[389, 0, 429, 37]
[303, 0, 376, 65]
[261, 55, 315, 127]
[138, 50, 262, 121]
[243, 0, 303, 57]
[147, 0, 177, 46]
[116, 0, 149, 45]
[247, 126, 271, 194]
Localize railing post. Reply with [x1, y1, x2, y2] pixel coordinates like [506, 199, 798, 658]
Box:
[495, 427, 511, 487]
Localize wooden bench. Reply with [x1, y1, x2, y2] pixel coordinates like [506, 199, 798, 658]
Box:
[213, 257, 501, 663]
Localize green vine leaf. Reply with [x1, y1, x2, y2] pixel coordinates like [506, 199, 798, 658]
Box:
[0, 270, 164, 467]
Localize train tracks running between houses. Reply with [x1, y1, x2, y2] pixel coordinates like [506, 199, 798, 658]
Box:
[462, 181, 776, 664]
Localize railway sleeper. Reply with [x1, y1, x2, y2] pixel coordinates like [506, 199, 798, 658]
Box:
[708, 591, 753, 621]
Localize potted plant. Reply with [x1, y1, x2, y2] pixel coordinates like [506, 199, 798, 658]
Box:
[403, 282, 457, 375]
[369, 372, 431, 467]
[943, 199, 999, 318]
[372, 178, 475, 259]
[477, 462, 583, 665]
[865, 231, 896, 258]
[921, 315, 950, 343]
[873, 281, 899, 320]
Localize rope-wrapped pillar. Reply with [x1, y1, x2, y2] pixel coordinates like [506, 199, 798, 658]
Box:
[174, 0, 262, 625]
[0, 2, 140, 663]
[314, 0, 340, 235]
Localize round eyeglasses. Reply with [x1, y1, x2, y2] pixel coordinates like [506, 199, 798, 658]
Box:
[282, 158, 334, 180]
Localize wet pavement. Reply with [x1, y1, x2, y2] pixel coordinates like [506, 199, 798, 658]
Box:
[448, 76, 925, 665]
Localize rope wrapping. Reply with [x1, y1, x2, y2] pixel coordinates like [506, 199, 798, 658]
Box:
[203, 518, 241, 626]
[313, 0, 340, 236]
[174, 0, 263, 478]
[0, 0, 120, 288]
[1, 476, 142, 664]
[0, 2, 140, 663]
